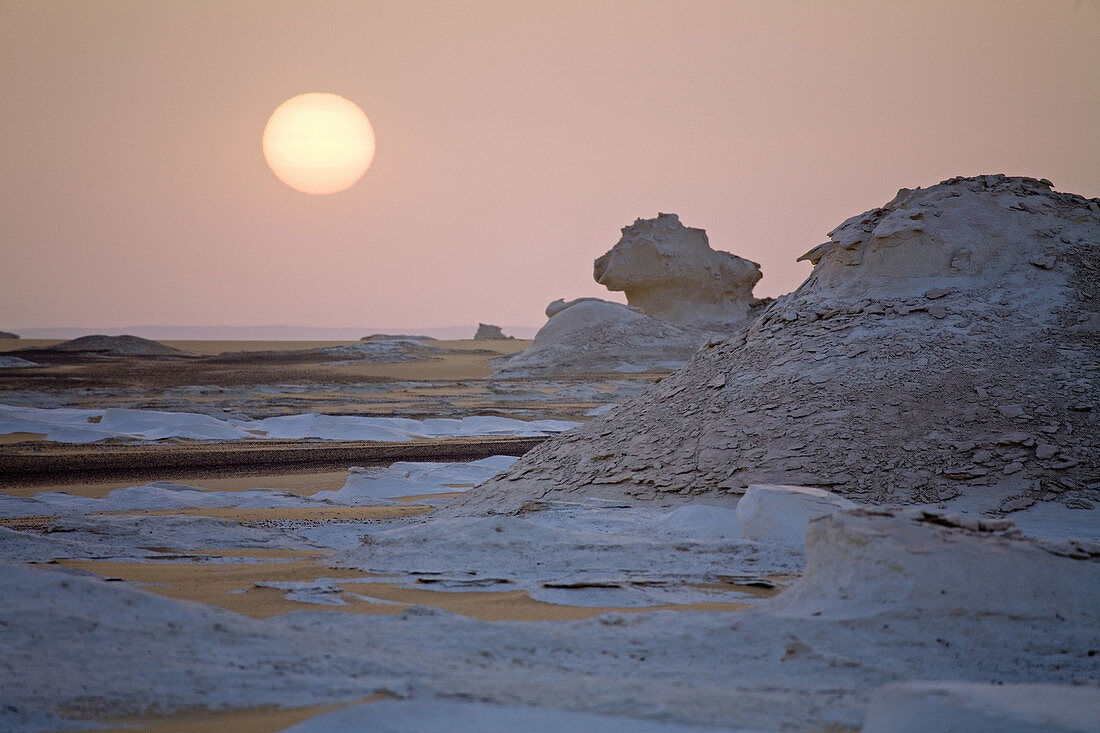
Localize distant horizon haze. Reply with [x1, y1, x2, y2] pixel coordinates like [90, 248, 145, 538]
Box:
[8, 325, 542, 342]
[2, 1, 1098, 331]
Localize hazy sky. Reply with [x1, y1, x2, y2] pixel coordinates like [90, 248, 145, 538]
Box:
[3, 0, 1098, 332]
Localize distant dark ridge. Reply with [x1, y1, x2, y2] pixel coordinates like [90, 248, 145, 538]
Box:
[28, 334, 189, 357]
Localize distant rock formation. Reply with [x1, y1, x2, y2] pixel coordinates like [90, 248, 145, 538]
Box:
[494, 214, 764, 377]
[474, 323, 512, 340]
[456, 175, 1100, 513]
[29, 335, 189, 357]
[594, 213, 762, 331]
[360, 334, 436, 342]
[492, 299, 710, 377]
[0, 331, 19, 339]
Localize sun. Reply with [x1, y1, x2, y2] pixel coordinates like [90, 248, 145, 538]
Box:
[262, 93, 376, 196]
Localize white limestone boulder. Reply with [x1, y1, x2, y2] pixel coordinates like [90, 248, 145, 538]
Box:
[736, 484, 855, 546]
[763, 508, 1100, 620]
[593, 213, 762, 331]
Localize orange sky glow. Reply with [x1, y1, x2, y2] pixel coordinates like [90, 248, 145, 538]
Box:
[2, 0, 1098, 335]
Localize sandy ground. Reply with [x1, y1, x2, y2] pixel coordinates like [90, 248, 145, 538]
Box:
[97, 695, 393, 733]
[54, 554, 774, 622]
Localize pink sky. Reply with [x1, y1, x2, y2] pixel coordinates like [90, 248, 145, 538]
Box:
[2, 0, 1098, 334]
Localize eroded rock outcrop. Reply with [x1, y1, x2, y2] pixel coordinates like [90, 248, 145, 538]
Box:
[594, 213, 763, 331]
[474, 323, 511, 340]
[457, 175, 1100, 512]
[492, 299, 710, 377]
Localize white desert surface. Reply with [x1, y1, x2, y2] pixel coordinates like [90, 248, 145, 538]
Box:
[1, 176, 1097, 732]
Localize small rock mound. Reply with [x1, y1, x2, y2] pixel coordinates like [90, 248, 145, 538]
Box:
[33, 335, 188, 357]
[594, 213, 762, 331]
[456, 175, 1100, 513]
[474, 323, 512, 340]
[492, 299, 709, 377]
[0, 356, 38, 369]
[360, 334, 436, 342]
[0, 331, 19, 339]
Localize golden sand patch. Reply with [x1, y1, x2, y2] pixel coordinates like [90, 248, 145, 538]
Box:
[95, 693, 394, 733]
[56, 556, 763, 622]
[0, 469, 352, 499]
[101, 505, 432, 522]
[0, 432, 47, 445]
[342, 582, 756, 622]
[54, 558, 396, 619]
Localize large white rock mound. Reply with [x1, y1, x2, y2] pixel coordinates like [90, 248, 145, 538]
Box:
[492, 298, 710, 377]
[594, 213, 763, 331]
[455, 175, 1100, 513]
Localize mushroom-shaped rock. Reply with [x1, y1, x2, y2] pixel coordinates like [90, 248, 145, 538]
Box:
[593, 213, 762, 331]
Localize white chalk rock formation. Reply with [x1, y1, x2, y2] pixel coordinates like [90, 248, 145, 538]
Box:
[864, 681, 1100, 733]
[764, 509, 1100, 620]
[594, 213, 763, 331]
[492, 298, 710, 377]
[474, 323, 510, 340]
[455, 175, 1100, 513]
[736, 484, 855, 547]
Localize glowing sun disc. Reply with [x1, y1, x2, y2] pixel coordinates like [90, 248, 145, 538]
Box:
[262, 93, 376, 195]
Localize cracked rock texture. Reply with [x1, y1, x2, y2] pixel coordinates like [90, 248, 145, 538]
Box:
[453, 175, 1100, 514]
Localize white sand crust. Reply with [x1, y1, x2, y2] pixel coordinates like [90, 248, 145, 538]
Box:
[0, 403, 577, 443]
[283, 698, 753, 732]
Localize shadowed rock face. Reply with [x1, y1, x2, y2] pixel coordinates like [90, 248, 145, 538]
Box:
[593, 213, 763, 331]
[454, 175, 1100, 514]
[31, 334, 188, 357]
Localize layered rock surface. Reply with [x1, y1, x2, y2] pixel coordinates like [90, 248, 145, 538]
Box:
[457, 175, 1100, 512]
[594, 213, 762, 331]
